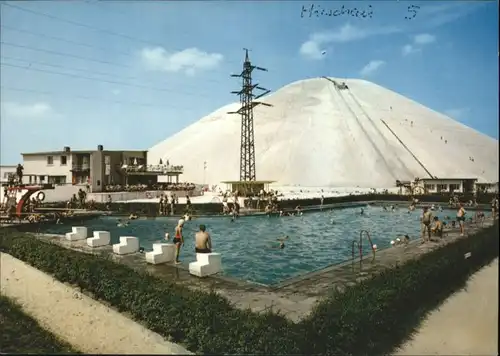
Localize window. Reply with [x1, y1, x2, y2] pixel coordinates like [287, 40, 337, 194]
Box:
[437, 184, 448, 191]
[449, 183, 460, 191]
[47, 156, 54, 165]
[60, 155, 67, 165]
[48, 176, 66, 185]
[39, 175, 45, 182]
[424, 184, 436, 191]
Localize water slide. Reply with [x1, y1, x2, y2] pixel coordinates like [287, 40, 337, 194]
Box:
[345, 90, 415, 179]
[322, 77, 398, 181]
[380, 119, 434, 179]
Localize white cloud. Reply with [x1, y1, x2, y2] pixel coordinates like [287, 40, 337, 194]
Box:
[402, 33, 436, 56]
[360, 60, 385, 77]
[112, 89, 121, 96]
[414, 34, 436, 45]
[140, 47, 223, 75]
[300, 23, 400, 60]
[1, 102, 53, 119]
[444, 108, 469, 119]
[402, 44, 418, 56]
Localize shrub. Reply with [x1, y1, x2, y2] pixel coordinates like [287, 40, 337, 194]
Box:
[0, 230, 302, 354]
[1, 222, 498, 354]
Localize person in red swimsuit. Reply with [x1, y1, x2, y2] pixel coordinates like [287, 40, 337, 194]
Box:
[173, 219, 185, 264]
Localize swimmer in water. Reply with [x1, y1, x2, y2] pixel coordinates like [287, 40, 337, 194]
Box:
[129, 212, 138, 220]
[117, 219, 129, 227]
[360, 208, 364, 215]
[273, 236, 289, 249]
[382, 206, 387, 211]
[391, 205, 395, 212]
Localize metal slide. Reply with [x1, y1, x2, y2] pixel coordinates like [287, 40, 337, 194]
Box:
[322, 77, 398, 181]
[345, 90, 415, 179]
[380, 119, 434, 179]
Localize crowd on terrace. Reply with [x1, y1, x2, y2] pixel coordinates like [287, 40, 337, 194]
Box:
[104, 182, 196, 192]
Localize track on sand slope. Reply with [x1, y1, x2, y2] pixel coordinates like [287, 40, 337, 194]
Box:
[322, 77, 397, 181]
[380, 119, 434, 179]
[345, 90, 415, 179]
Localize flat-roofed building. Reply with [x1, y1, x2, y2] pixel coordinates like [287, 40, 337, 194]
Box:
[21, 145, 149, 192]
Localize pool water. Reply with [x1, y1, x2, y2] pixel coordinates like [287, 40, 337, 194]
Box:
[40, 205, 458, 285]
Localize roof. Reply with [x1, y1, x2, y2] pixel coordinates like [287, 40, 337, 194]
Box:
[420, 177, 478, 181]
[221, 180, 276, 184]
[22, 149, 147, 156]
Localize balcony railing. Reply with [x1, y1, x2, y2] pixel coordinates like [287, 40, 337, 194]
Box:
[71, 164, 90, 171]
[118, 164, 184, 174]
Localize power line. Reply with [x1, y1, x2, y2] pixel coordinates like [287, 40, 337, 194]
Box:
[0, 85, 196, 110]
[0, 55, 190, 90]
[0, 24, 134, 59]
[1, 41, 134, 69]
[0, 62, 213, 98]
[1, 2, 243, 67]
[0, 40, 232, 88]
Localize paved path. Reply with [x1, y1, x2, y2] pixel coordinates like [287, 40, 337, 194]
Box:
[0, 253, 192, 355]
[395, 259, 498, 355]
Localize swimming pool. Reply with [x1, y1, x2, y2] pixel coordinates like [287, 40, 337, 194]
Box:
[38, 205, 458, 285]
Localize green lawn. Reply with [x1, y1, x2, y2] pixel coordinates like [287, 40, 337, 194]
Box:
[0, 295, 79, 354]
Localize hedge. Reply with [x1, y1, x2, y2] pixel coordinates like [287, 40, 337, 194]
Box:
[43, 192, 497, 216]
[1, 222, 498, 355]
[0, 295, 79, 354]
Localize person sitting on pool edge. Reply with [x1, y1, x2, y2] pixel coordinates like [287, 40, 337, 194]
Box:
[195, 224, 212, 254]
[431, 216, 443, 238]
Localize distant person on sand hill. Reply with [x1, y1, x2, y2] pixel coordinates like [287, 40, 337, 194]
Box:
[195, 224, 212, 253]
[421, 206, 432, 243]
[173, 219, 185, 264]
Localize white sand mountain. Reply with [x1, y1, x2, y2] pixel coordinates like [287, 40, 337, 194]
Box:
[148, 77, 499, 188]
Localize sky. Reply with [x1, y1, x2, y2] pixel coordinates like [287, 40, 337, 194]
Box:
[0, 0, 498, 165]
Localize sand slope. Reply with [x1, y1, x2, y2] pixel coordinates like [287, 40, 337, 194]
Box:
[0, 253, 191, 355]
[148, 77, 498, 187]
[395, 258, 499, 355]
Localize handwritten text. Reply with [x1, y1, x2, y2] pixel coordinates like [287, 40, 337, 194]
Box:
[300, 4, 421, 20]
[301, 4, 374, 19]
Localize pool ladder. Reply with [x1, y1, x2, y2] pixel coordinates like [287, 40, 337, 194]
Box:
[351, 230, 376, 273]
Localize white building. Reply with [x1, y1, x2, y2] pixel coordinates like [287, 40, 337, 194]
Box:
[0, 165, 17, 183]
[21, 145, 147, 192]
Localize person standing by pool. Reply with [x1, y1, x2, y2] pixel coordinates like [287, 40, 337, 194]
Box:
[195, 224, 212, 253]
[173, 219, 185, 264]
[320, 195, 324, 211]
[421, 206, 432, 243]
[456, 203, 466, 236]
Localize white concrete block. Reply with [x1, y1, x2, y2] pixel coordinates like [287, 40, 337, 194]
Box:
[112, 236, 139, 255]
[145, 243, 176, 264]
[65, 226, 88, 241]
[87, 231, 111, 248]
[189, 252, 222, 277]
